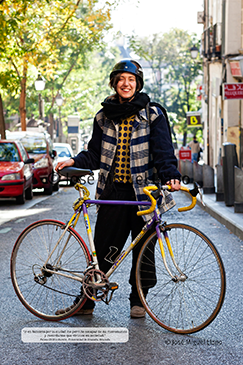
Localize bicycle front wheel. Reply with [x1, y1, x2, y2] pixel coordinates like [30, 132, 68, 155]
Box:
[136, 223, 226, 334]
[11, 219, 91, 321]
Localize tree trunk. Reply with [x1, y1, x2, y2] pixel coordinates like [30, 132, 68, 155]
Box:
[19, 61, 27, 131]
[49, 113, 54, 139]
[0, 93, 6, 139]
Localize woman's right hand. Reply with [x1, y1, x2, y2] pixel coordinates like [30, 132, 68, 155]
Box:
[55, 158, 75, 172]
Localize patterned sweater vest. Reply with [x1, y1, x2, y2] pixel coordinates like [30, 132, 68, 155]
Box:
[113, 115, 135, 184]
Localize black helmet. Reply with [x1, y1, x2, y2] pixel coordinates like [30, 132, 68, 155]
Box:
[110, 59, 144, 90]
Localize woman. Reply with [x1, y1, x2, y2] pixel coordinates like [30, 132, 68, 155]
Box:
[56, 59, 181, 318]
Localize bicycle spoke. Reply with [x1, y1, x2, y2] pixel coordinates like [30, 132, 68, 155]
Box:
[11, 220, 90, 321]
[136, 224, 226, 334]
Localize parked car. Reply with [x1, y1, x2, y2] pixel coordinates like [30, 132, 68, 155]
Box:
[53, 142, 76, 185]
[0, 140, 34, 204]
[53, 142, 74, 162]
[6, 131, 58, 195]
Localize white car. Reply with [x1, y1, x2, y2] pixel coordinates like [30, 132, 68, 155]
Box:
[53, 143, 75, 184]
[53, 143, 74, 162]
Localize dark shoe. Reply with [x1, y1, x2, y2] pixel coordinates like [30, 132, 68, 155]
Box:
[55, 303, 94, 316]
[76, 308, 94, 315]
[130, 306, 146, 318]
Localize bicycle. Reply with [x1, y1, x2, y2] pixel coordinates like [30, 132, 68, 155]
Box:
[10, 167, 226, 334]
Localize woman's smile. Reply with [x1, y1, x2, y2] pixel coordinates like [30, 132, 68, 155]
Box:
[116, 72, 137, 99]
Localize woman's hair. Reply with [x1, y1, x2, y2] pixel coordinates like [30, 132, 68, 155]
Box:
[109, 72, 142, 93]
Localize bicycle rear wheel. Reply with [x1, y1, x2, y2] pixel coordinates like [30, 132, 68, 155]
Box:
[136, 223, 226, 334]
[11, 219, 91, 321]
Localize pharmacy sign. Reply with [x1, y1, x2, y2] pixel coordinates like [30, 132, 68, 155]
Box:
[223, 83, 243, 100]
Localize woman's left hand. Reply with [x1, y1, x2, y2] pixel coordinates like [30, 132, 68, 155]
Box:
[166, 179, 181, 191]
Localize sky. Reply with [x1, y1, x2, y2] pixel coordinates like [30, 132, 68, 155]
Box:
[109, 0, 204, 38]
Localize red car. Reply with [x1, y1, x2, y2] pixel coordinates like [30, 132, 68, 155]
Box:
[6, 131, 58, 195]
[0, 140, 34, 204]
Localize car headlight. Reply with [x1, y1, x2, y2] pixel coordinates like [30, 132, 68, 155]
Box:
[2, 173, 21, 180]
[34, 158, 49, 169]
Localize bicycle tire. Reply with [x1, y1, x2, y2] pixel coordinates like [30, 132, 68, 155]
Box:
[11, 219, 91, 321]
[136, 223, 226, 334]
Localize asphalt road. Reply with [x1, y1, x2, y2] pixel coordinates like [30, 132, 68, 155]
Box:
[0, 183, 242, 365]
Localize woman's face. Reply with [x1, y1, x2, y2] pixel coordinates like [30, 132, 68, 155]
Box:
[116, 72, 137, 99]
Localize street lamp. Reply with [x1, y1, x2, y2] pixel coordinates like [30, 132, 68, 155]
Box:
[34, 74, 46, 120]
[55, 92, 63, 142]
[190, 45, 199, 60]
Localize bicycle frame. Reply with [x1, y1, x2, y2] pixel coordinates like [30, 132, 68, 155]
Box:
[42, 183, 189, 286]
[82, 198, 158, 279]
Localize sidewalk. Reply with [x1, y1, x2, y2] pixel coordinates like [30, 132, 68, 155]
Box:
[184, 184, 243, 241]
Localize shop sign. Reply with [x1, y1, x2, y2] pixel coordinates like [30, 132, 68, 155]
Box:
[179, 148, 191, 161]
[223, 83, 243, 100]
[229, 61, 242, 77]
[186, 113, 202, 127]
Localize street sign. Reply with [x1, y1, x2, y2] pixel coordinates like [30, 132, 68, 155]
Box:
[223, 83, 243, 100]
[179, 148, 191, 161]
[186, 112, 202, 127]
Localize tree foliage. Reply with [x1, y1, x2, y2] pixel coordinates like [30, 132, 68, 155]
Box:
[129, 33, 168, 101]
[0, 0, 113, 131]
[61, 46, 120, 119]
[129, 29, 202, 145]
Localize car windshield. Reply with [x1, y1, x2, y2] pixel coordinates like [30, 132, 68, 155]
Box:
[13, 135, 47, 154]
[55, 146, 72, 158]
[0, 143, 20, 162]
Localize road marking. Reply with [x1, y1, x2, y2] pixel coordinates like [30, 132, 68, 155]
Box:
[0, 227, 12, 233]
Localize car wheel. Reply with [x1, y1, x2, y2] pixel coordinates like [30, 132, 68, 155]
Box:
[16, 189, 25, 204]
[25, 183, 33, 200]
[44, 184, 53, 195]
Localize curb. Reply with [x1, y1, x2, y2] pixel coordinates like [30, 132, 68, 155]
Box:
[197, 199, 243, 241]
[181, 184, 243, 241]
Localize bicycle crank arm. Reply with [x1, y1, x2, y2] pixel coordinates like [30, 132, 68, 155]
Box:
[85, 281, 118, 290]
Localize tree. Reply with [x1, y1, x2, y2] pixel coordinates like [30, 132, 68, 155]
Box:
[164, 29, 202, 145]
[44, 45, 121, 142]
[61, 46, 120, 119]
[0, 93, 5, 139]
[0, 0, 113, 132]
[129, 29, 202, 145]
[129, 33, 168, 102]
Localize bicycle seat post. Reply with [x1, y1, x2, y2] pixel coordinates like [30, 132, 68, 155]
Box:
[79, 185, 84, 199]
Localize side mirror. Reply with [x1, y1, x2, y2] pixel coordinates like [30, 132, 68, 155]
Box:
[24, 158, 35, 164]
[52, 150, 57, 158]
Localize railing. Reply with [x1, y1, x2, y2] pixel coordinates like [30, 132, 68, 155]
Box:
[213, 22, 222, 58]
[201, 23, 222, 59]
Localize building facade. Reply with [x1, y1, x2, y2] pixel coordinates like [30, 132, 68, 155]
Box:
[200, 0, 243, 168]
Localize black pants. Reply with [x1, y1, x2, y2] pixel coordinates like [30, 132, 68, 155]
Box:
[81, 183, 156, 309]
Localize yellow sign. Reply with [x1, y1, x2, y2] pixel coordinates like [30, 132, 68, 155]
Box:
[186, 114, 202, 127]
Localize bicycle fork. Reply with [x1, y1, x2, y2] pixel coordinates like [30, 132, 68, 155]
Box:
[157, 224, 187, 282]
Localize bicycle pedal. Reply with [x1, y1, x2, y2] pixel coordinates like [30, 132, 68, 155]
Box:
[108, 282, 119, 291]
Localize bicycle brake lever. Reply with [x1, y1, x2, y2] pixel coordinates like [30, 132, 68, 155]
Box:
[189, 182, 206, 207]
[198, 186, 206, 207]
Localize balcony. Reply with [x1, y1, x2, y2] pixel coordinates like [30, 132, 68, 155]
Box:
[202, 23, 222, 60]
[212, 23, 222, 58]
